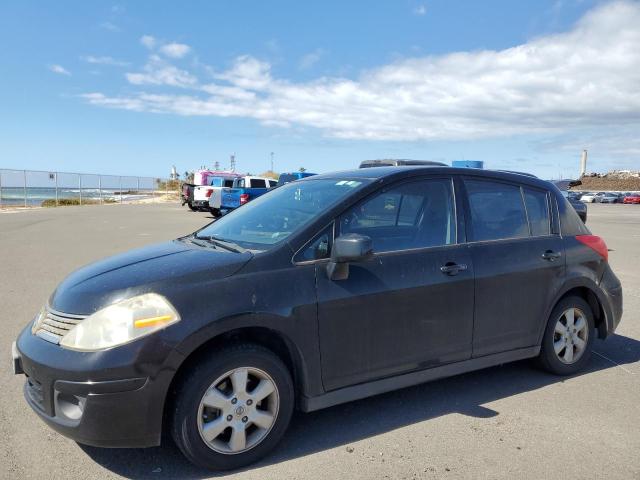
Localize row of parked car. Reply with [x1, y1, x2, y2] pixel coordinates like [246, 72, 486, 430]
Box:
[181, 171, 317, 216]
[569, 191, 640, 204]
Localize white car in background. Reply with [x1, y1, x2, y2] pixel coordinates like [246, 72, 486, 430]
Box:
[580, 192, 600, 203]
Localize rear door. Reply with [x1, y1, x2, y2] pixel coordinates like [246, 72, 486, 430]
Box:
[315, 177, 475, 391]
[462, 178, 564, 356]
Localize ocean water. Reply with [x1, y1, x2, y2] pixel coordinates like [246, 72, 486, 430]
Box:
[0, 187, 156, 207]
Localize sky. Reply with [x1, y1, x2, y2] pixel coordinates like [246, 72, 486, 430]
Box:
[1, 0, 639, 179]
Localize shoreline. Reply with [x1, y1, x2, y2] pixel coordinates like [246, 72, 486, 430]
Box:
[0, 193, 180, 213]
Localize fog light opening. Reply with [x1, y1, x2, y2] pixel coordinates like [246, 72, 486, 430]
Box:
[55, 391, 86, 421]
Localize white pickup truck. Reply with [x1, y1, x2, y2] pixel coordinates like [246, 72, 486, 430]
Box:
[208, 176, 277, 217]
[190, 174, 242, 212]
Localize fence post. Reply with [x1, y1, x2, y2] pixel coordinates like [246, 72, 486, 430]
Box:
[98, 176, 102, 204]
[0, 170, 3, 208]
[137, 177, 140, 193]
[79, 174, 82, 205]
[119, 176, 123, 204]
[55, 172, 59, 206]
[23, 170, 27, 208]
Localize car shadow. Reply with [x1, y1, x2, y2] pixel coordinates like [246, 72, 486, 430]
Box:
[79, 334, 639, 479]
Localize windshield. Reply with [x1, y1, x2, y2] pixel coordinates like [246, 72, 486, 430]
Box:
[196, 178, 369, 250]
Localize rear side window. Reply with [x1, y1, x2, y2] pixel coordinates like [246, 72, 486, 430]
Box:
[251, 179, 267, 188]
[523, 188, 550, 236]
[465, 180, 528, 241]
[224, 179, 234, 187]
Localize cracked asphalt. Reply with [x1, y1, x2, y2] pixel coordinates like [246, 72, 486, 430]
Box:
[1, 202, 638, 479]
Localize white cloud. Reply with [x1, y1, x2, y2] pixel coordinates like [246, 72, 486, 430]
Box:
[140, 35, 156, 49]
[84, 1, 640, 148]
[299, 48, 324, 70]
[49, 64, 71, 76]
[413, 5, 427, 16]
[81, 55, 129, 66]
[159, 42, 191, 58]
[125, 55, 197, 87]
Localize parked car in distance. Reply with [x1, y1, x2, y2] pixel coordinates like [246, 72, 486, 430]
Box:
[218, 176, 276, 213]
[359, 159, 447, 168]
[580, 192, 601, 203]
[561, 190, 587, 223]
[181, 183, 195, 208]
[13, 166, 622, 470]
[594, 192, 620, 203]
[623, 193, 640, 204]
[277, 171, 317, 186]
[191, 173, 242, 212]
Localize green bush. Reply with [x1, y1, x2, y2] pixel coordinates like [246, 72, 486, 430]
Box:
[41, 198, 116, 207]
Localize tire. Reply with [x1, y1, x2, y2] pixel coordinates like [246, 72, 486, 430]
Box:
[170, 343, 294, 471]
[209, 208, 221, 218]
[537, 296, 595, 375]
[188, 202, 197, 211]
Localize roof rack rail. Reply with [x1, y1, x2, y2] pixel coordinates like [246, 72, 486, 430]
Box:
[494, 170, 538, 178]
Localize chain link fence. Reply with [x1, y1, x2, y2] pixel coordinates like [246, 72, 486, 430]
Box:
[0, 169, 180, 208]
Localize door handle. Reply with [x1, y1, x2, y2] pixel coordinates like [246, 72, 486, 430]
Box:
[541, 250, 562, 261]
[440, 262, 468, 275]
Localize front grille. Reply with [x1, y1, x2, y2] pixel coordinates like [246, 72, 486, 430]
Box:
[34, 309, 86, 344]
[26, 377, 45, 411]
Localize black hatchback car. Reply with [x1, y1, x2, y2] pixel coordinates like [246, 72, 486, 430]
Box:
[13, 167, 622, 470]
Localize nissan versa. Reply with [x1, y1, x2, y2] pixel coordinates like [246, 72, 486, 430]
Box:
[12, 167, 622, 470]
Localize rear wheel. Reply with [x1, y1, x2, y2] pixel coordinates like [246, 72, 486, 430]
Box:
[171, 344, 294, 470]
[537, 296, 594, 375]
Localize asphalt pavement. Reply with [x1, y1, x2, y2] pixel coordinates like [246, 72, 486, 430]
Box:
[1, 203, 638, 479]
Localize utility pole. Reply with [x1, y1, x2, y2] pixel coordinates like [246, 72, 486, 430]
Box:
[214, 161, 220, 171]
[230, 153, 236, 172]
[270, 152, 274, 173]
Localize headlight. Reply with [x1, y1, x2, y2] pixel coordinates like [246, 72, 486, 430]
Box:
[59, 293, 180, 351]
[31, 308, 47, 334]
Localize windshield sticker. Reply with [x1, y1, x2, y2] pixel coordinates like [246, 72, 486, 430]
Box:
[335, 180, 362, 187]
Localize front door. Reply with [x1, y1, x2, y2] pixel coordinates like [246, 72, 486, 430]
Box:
[315, 177, 475, 391]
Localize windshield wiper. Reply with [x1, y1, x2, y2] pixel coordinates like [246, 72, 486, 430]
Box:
[195, 235, 247, 253]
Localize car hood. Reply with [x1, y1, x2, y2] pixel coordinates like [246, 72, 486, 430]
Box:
[49, 240, 252, 315]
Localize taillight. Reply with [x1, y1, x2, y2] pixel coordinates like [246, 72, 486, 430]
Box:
[240, 193, 249, 205]
[205, 189, 214, 198]
[576, 235, 608, 261]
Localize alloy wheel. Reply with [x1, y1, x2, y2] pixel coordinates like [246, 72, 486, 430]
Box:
[197, 367, 279, 455]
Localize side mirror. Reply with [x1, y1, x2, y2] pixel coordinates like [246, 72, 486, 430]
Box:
[326, 234, 373, 280]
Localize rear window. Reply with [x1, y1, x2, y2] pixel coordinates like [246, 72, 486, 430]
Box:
[251, 179, 267, 188]
[523, 188, 550, 236]
[465, 180, 529, 241]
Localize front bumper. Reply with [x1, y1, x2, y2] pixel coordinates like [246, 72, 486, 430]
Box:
[14, 326, 184, 448]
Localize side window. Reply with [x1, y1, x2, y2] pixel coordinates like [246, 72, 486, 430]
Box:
[237, 179, 245, 188]
[296, 225, 332, 262]
[465, 180, 528, 241]
[523, 188, 550, 236]
[339, 179, 456, 253]
[224, 179, 234, 187]
[251, 179, 267, 188]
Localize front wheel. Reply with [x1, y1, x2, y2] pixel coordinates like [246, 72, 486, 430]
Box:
[209, 207, 222, 218]
[187, 202, 197, 211]
[537, 296, 595, 375]
[171, 344, 294, 471]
